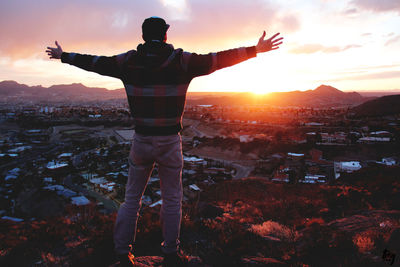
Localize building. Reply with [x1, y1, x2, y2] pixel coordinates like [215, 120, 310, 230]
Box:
[334, 161, 362, 179]
[300, 174, 327, 184]
[381, 157, 397, 166]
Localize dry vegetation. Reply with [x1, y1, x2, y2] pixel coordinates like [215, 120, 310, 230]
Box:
[1, 166, 400, 266]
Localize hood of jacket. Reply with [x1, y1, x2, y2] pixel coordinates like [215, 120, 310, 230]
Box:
[134, 41, 175, 69]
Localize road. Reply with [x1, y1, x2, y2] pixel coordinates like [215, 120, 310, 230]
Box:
[231, 162, 254, 179]
[189, 120, 214, 138]
[188, 120, 255, 179]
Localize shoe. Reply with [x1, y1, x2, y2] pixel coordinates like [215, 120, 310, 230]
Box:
[116, 252, 135, 267]
[162, 250, 189, 267]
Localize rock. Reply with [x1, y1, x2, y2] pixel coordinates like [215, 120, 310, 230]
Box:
[387, 228, 400, 255]
[327, 214, 378, 232]
[241, 256, 287, 266]
[134, 256, 163, 267]
[327, 210, 400, 233]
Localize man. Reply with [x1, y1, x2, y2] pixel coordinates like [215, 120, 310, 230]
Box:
[46, 16, 283, 267]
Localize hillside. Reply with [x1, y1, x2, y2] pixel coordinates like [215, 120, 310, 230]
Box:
[1, 166, 399, 266]
[187, 85, 368, 107]
[351, 94, 400, 117]
[0, 80, 125, 103]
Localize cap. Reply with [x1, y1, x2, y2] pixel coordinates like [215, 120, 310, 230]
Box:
[142, 17, 170, 41]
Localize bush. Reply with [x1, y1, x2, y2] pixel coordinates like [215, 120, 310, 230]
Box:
[250, 220, 299, 242]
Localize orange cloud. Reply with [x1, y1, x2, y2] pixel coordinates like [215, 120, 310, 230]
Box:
[289, 43, 362, 54]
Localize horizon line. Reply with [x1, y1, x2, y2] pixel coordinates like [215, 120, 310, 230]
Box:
[1, 79, 400, 94]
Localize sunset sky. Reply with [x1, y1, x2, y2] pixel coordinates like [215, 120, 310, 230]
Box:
[0, 0, 399, 93]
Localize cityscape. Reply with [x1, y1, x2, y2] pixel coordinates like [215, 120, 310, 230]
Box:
[1, 81, 399, 266]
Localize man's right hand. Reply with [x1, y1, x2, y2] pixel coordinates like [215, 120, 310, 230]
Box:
[46, 41, 63, 59]
[256, 31, 283, 53]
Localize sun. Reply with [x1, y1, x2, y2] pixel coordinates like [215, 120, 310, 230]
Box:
[251, 88, 269, 95]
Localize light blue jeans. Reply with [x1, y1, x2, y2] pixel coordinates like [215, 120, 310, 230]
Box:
[114, 133, 183, 254]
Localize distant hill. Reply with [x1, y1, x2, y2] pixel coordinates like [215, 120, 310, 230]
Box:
[0, 81, 373, 107]
[187, 85, 369, 107]
[358, 90, 400, 97]
[351, 94, 400, 117]
[0, 80, 125, 103]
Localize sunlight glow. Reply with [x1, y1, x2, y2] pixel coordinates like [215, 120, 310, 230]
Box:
[1, 0, 400, 92]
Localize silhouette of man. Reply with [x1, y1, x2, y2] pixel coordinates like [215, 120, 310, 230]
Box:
[46, 16, 283, 267]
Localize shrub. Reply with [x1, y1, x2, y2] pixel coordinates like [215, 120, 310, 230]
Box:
[250, 220, 299, 242]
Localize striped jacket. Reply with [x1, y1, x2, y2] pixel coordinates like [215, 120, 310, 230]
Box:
[61, 41, 257, 135]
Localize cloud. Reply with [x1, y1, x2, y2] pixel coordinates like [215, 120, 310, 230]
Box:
[289, 44, 361, 54]
[0, 0, 300, 59]
[333, 64, 400, 75]
[361, 32, 372, 37]
[351, 0, 400, 13]
[355, 64, 400, 70]
[0, 0, 164, 58]
[170, 0, 300, 50]
[385, 35, 400, 46]
[332, 71, 400, 81]
[344, 8, 358, 15]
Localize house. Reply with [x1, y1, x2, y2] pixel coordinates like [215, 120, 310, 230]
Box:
[8, 146, 32, 153]
[5, 168, 20, 181]
[183, 155, 205, 167]
[334, 161, 362, 179]
[71, 196, 90, 206]
[46, 161, 69, 170]
[305, 122, 324, 126]
[58, 153, 73, 159]
[1, 216, 24, 222]
[287, 152, 304, 160]
[358, 137, 391, 143]
[149, 199, 162, 207]
[381, 157, 397, 166]
[99, 182, 116, 192]
[89, 114, 102, 118]
[370, 131, 392, 137]
[239, 135, 253, 143]
[272, 165, 290, 183]
[300, 174, 327, 184]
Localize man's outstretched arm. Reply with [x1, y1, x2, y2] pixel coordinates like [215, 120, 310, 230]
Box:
[183, 31, 283, 77]
[46, 41, 129, 79]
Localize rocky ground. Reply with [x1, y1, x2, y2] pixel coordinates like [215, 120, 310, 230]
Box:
[1, 166, 400, 266]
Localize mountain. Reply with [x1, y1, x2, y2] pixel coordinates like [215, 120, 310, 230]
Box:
[0, 81, 370, 107]
[187, 85, 368, 107]
[0, 80, 125, 103]
[351, 94, 400, 117]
